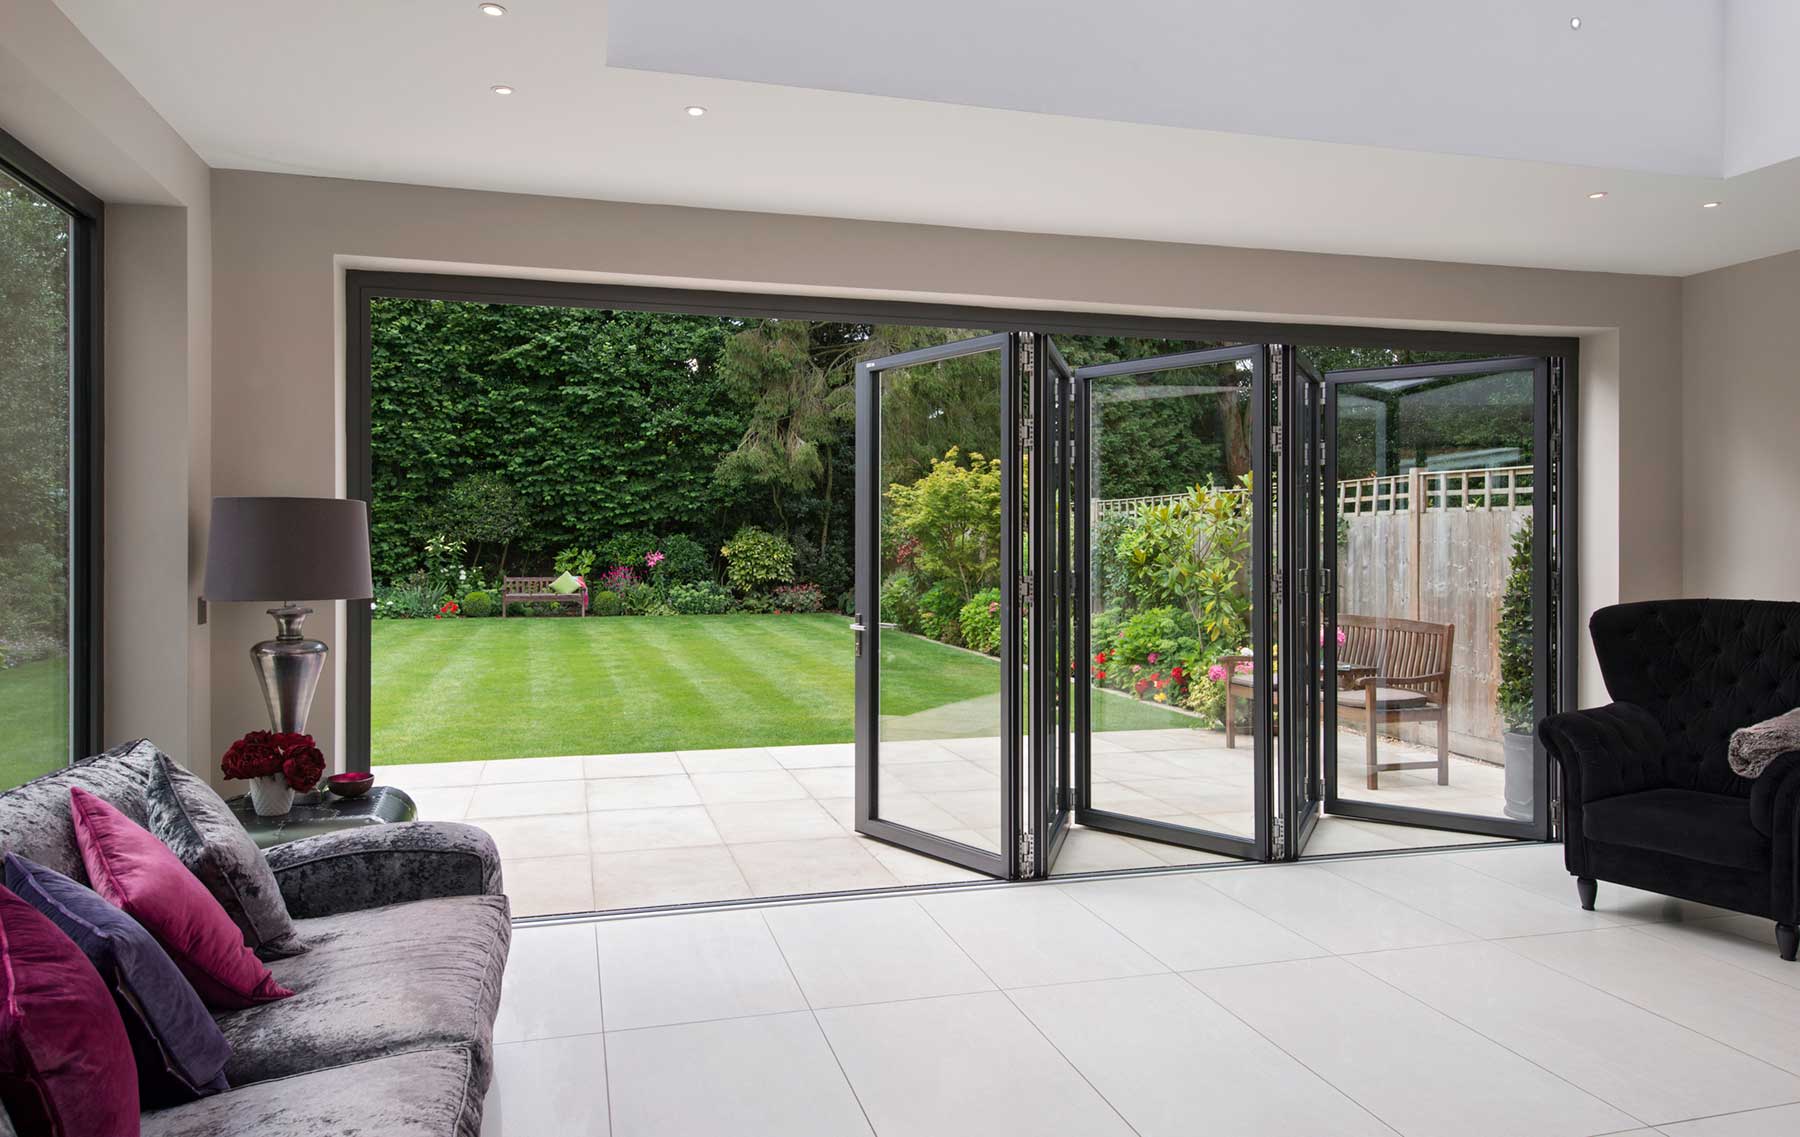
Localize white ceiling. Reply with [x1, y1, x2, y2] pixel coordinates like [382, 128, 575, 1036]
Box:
[49, 0, 1800, 276]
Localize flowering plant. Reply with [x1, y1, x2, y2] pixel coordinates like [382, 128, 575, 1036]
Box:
[599, 565, 640, 592]
[645, 551, 665, 569]
[221, 730, 327, 792]
[435, 600, 460, 619]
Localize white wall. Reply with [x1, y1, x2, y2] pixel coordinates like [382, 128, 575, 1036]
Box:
[208, 169, 1686, 776]
[1680, 249, 1800, 597]
[1723, 0, 1800, 176]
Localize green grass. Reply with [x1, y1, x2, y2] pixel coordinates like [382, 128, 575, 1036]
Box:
[372, 614, 1191, 764]
[0, 658, 70, 789]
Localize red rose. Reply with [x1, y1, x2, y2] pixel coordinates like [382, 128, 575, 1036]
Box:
[281, 746, 326, 793]
[1094, 669, 1106, 681]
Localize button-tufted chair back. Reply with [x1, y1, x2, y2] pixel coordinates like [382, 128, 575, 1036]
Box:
[1590, 599, 1800, 796]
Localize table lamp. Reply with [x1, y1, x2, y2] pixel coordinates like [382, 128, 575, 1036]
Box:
[203, 497, 373, 736]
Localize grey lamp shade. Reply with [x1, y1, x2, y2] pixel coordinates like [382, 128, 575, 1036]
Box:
[204, 497, 374, 602]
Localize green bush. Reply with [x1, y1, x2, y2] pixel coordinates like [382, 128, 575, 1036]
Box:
[918, 582, 965, 646]
[794, 540, 850, 599]
[773, 583, 824, 613]
[958, 588, 1003, 655]
[837, 590, 855, 616]
[721, 526, 795, 595]
[461, 590, 496, 618]
[1107, 606, 1203, 702]
[879, 572, 922, 632]
[885, 448, 1002, 599]
[1498, 517, 1535, 733]
[656, 534, 711, 583]
[621, 583, 660, 615]
[598, 532, 657, 573]
[735, 592, 776, 614]
[1116, 479, 1251, 658]
[667, 581, 732, 614]
[373, 574, 444, 619]
[553, 547, 596, 579]
[591, 590, 623, 616]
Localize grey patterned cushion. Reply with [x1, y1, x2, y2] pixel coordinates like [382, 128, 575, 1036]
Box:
[144, 747, 306, 959]
[213, 894, 509, 1093]
[0, 739, 156, 882]
[140, 1045, 483, 1137]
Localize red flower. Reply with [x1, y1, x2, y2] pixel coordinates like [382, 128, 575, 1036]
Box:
[1094, 651, 1108, 664]
[1135, 678, 1150, 695]
[221, 729, 326, 790]
[281, 746, 326, 793]
[1171, 666, 1185, 681]
[1094, 669, 1106, 681]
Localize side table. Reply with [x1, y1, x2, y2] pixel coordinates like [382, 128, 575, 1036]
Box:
[225, 785, 418, 849]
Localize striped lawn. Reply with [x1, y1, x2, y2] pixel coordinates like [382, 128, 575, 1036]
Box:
[0, 658, 69, 788]
[371, 614, 1188, 764]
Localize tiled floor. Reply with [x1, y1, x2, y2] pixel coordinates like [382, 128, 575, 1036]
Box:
[481, 841, 1800, 1137]
[375, 729, 1508, 916]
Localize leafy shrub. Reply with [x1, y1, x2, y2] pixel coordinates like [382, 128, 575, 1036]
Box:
[837, 590, 855, 616]
[1498, 516, 1534, 733]
[597, 532, 657, 573]
[591, 589, 623, 616]
[773, 583, 824, 613]
[432, 474, 526, 566]
[373, 574, 444, 619]
[958, 588, 1003, 655]
[918, 582, 965, 646]
[461, 590, 496, 618]
[1181, 673, 1229, 728]
[621, 583, 660, 615]
[1090, 512, 1132, 608]
[667, 582, 732, 614]
[794, 540, 850, 599]
[1116, 479, 1252, 657]
[1107, 606, 1202, 703]
[885, 448, 1002, 598]
[735, 592, 776, 614]
[879, 572, 922, 632]
[553, 546, 596, 579]
[655, 534, 711, 584]
[721, 526, 795, 595]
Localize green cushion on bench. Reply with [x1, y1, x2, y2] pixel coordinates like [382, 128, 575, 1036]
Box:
[548, 572, 581, 595]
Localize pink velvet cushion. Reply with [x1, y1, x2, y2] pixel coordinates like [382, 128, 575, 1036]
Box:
[69, 787, 292, 1011]
[0, 882, 139, 1137]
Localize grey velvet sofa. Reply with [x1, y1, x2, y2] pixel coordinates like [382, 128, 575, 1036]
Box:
[0, 742, 511, 1137]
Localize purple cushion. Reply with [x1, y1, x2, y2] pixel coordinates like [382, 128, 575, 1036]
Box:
[0, 882, 139, 1137]
[4, 853, 231, 1104]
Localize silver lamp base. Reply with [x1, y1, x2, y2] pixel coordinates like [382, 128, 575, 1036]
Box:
[252, 605, 326, 736]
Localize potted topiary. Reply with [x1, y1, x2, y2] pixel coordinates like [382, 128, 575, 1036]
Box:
[1497, 517, 1535, 821]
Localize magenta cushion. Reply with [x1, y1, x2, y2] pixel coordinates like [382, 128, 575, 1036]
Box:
[69, 787, 292, 1011]
[0, 882, 139, 1137]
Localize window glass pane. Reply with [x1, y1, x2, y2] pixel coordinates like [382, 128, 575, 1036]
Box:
[0, 167, 75, 786]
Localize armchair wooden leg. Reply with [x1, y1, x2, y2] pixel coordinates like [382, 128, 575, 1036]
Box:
[1224, 683, 1237, 749]
[1365, 702, 1379, 791]
[1779, 923, 1797, 962]
[1576, 877, 1597, 911]
[1436, 713, 1450, 786]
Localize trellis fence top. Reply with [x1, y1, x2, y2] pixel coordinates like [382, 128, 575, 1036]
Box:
[1092, 464, 1533, 519]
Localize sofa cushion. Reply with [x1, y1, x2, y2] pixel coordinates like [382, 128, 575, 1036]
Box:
[1584, 787, 1769, 870]
[140, 1046, 483, 1137]
[143, 748, 305, 960]
[0, 739, 158, 884]
[213, 894, 509, 1091]
[3, 853, 231, 1105]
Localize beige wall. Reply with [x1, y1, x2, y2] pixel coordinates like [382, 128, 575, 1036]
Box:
[3, 0, 213, 776]
[1680, 249, 1800, 599]
[209, 169, 1686, 773]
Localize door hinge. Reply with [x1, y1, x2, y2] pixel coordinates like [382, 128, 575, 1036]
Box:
[1270, 427, 1283, 455]
[1016, 829, 1037, 876]
[1271, 814, 1288, 857]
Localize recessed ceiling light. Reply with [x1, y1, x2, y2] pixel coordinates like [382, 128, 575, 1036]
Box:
[478, 2, 506, 14]
[1702, 200, 1721, 208]
[1570, 16, 1582, 29]
[1587, 191, 1607, 200]
[491, 84, 514, 96]
[685, 105, 707, 117]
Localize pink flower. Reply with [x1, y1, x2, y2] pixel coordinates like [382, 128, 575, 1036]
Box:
[1147, 652, 1159, 664]
[1131, 664, 1141, 674]
[646, 551, 665, 567]
[1206, 664, 1227, 682]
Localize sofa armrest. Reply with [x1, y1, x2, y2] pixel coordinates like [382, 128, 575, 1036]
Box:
[265, 821, 504, 919]
[1750, 752, 1800, 840]
[1537, 702, 1670, 804]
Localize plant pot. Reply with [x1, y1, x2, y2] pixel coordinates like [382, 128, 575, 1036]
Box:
[248, 773, 295, 817]
[1502, 730, 1535, 822]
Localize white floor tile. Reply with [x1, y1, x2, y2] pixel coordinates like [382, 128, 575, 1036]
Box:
[473, 812, 592, 860]
[678, 747, 780, 774]
[479, 754, 587, 784]
[764, 898, 993, 1008]
[493, 923, 603, 1044]
[484, 1032, 610, 1136]
[918, 886, 1165, 988]
[816, 992, 1135, 1137]
[1188, 956, 1635, 1137]
[1011, 974, 1393, 1137]
[1045, 828, 1167, 872]
[689, 770, 810, 804]
[859, 838, 991, 885]
[1059, 873, 1327, 971]
[467, 778, 588, 819]
[768, 743, 855, 770]
[1200, 863, 1474, 954]
[590, 846, 750, 910]
[406, 785, 475, 821]
[372, 760, 486, 789]
[1659, 1103, 1800, 1136]
[790, 766, 856, 799]
[704, 798, 844, 844]
[504, 854, 595, 917]
[1322, 854, 1626, 938]
[594, 910, 806, 1031]
[1447, 845, 1729, 923]
[588, 806, 723, 853]
[1505, 928, 1800, 1075]
[1628, 915, 1800, 990]
[585, 775, 703, 811]
[583, 752, 686, 779]
[729, 838, 899, 895]
[605, 1012, 871, 1137]
[1353, 940, 1800, 1124]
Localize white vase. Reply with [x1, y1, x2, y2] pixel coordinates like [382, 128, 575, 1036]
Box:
[248, 773, 295, 817]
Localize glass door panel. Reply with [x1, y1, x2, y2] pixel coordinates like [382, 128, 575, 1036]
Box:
[855, 334, 1021, 877]
[1069, 345, 1272, 860]
[1319, 356, 1550, 839]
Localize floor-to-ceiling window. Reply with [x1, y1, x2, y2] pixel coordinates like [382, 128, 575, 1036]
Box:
[0, 131, 101, 787]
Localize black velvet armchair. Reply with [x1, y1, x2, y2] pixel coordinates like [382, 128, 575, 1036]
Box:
[1538, 599, 1800, 961]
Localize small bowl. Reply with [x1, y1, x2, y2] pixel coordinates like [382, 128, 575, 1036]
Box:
[327, 772, 375, 798]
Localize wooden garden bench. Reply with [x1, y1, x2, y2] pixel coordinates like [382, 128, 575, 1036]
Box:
[501, 575, 588, 616]
[1223, 613, 1454, 790]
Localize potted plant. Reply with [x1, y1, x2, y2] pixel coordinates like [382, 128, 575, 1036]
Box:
[222, 730, 327, 816]
[1497, 517, 1535, 821]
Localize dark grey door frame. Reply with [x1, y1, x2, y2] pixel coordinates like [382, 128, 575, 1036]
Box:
[342, 270, 1578, 866]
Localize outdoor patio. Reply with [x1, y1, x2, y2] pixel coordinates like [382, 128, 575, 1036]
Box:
[375, 728, 1509, 917]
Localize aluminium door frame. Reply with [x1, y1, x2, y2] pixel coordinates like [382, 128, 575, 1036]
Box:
[1318, 354, 1555, 841]
[854, 333, 1021, 879]
[1030, 334, 1076, 875]
[1279, 347, 1327, 858]
[1069, 343, 1275, 863]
